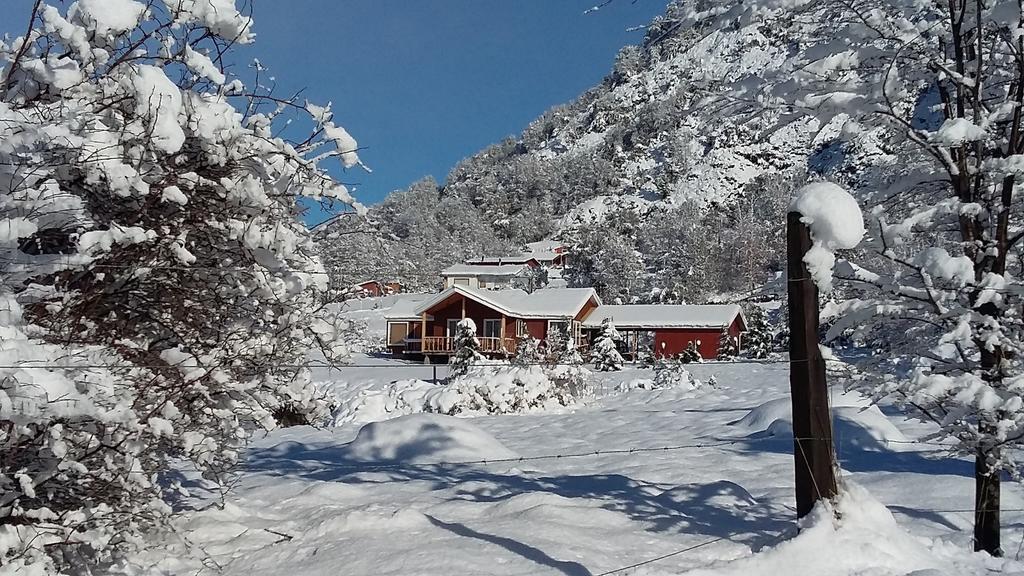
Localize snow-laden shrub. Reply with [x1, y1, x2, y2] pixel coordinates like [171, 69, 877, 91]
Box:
[621, 356, 704, 391]
[0, 2, 361, 571]
[330, 379, 438, 426]
[654, 356, 702, 389]
[679, 341, 704, 363]
[426, 364, 580, 415]
[512, 335, 543, 367]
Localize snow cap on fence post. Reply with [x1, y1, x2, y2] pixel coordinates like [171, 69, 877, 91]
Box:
[790, 182, 865, 292]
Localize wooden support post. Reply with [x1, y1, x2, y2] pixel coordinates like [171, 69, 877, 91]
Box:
[786, 211, 838, 519]
[421, 312, 428, 358]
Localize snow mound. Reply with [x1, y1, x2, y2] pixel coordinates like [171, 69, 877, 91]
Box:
[731, 397, 790, 431]
[790, 182, 865, 292]
[684, 484, 991, 576]
[344, 413, 518, 464]
[732, 398, 912, 450]
[657, 480, 759, 511]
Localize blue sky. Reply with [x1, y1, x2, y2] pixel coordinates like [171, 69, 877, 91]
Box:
[0, 1, 668, 223]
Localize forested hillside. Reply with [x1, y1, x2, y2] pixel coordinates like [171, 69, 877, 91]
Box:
[317, 1, 885, 302]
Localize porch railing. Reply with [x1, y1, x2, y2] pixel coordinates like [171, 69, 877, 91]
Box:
[421, 336, 517, 354]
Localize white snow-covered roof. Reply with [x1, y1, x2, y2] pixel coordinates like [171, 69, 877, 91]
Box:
[525, 250, 560, 262]
[384, 294, 432, 321]
[464, 255, 538, 265]
[524, 239, 563, 252]
[581, 304, 745, 330]
[441, 263, 529, 276]
[414, 285, 600, 319]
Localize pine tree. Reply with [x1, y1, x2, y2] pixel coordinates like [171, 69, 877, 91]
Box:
[590, 318, 624, 371]
[545, 318, 590, 396]
[716, 330, 738, 360]
[512, 335, 543, 367]
[449, 318, 486, 379]
[742, 304, 773, 359]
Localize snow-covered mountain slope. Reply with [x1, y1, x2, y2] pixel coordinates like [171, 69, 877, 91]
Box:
[316, 1, 898, 303]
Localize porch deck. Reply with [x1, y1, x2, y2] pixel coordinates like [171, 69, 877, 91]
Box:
[422, 336, 517, 355]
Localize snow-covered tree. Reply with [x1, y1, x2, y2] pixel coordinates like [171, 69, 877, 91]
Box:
[449, 318, 485, 379]
[679, 341, 703, 364]
[669, 0, 1024, 552]
[512, 334, 543, 367]
[742, 304, 774, 359]
[716, 331, 738, 360]
[590, 318, 624, 371]
[544, 318, 590, 396]
[651, 354, 701, 389]
[0, 2, 363, 571]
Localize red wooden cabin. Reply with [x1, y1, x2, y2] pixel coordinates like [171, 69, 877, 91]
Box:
[385, 285, 599, 358]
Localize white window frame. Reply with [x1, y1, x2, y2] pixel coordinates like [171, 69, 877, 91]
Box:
[547, 319, 569, 335]
[454, 277, 471, 286]
[387, 321, 409, 345]
[516, 319, 528, 337]
[447, 318, 461, 337]
[483, 318, 502, 339]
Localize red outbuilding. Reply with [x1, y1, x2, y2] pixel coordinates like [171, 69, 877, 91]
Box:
[580, 304, 747, 359]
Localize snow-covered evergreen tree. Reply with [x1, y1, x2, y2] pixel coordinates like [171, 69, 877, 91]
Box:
[590, 318, 625, 371]
[544, 318, 590, 396]
[742, 304, 773, 359]
[679, 341, 703, 364]
[512, 334, 543, 367]
[716, 331, 738, 360]
[0, 2, 362, 571]
[449, 318, 485, 379]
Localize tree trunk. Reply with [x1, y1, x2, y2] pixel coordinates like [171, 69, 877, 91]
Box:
[975, 442, 1001, 555]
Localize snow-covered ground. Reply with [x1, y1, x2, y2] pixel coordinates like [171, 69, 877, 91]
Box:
[123, 356, 1024, 575]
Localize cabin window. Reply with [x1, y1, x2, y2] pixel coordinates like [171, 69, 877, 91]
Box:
[447, 318, 461, 337]
[483, 319, 502, 339]
[548, 320, 568, 338]
[516, 320, 528, 337]
[454, 278, 470, 286]
[387, 322, 409, 345]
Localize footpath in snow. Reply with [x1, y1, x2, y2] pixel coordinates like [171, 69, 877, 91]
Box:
[125, 359, 1024, 576]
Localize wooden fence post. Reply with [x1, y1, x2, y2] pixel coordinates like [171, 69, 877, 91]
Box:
[787, 211, 839, 518]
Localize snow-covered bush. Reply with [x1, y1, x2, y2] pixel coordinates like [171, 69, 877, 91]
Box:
[0, 2, 362, 571]
[590, 318, 624, 371]
[330, 379, 438, 426]
[651, 355, 702, 390]
[617, 356, 703, 392]
[512, 335, 543, 367]
[449, 318, 485, 379]
[426, 364, 578, 415]
[679, 341, 703, 364]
